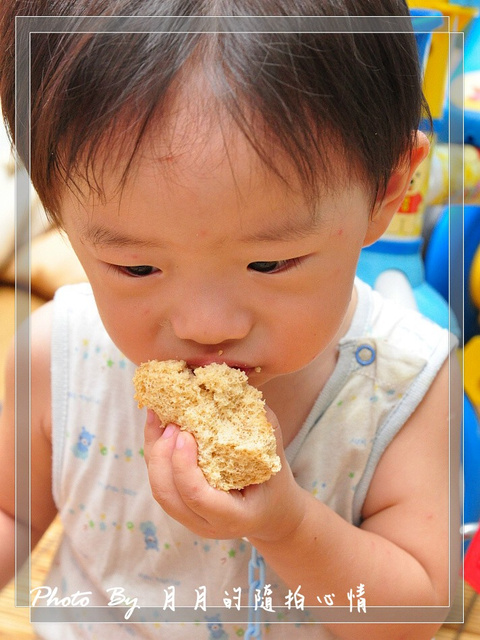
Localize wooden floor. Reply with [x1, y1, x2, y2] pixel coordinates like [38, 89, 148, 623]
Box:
[0, 518, 478, 639]
[0, 519, 61, 639]
[436, 584, 480, 640]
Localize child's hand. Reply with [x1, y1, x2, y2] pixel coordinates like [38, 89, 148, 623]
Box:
[143, 407, 306, 542]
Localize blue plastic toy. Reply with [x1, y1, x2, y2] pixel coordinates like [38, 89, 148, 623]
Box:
[425, 205, 480, 343]
[356, 10, 462, 336]
[437, 7, 480, 146]
[464, 394, 480, 548]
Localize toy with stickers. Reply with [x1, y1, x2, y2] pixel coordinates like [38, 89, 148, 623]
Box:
[357, 2, 480, 598]
[358, 2, 480, 330]
[427, 0, 480, 206]
[413, 0, 480, 599]
[356, 5, 465, 332]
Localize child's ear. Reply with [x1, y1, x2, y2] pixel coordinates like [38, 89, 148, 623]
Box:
[363, 130, 430, 247]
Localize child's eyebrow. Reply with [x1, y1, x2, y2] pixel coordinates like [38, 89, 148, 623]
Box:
[81, 225, 163, 249]
[239, 215, 325, 243]
[81, 215, 324, 248]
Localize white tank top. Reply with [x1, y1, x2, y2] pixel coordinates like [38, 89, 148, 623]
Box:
[32, 278, 453, 639]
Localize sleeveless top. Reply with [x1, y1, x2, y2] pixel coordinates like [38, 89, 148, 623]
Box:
[32, 278, 454, 639]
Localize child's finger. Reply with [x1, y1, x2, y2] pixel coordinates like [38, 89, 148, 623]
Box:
[264, 404, 289, 470]
[143, 409, 163, 465]
[171, 432, 228, 507]
[146, 424, 212, 534]
[170, 430, 211, 503]
[170, 432, 250, 531]
[146, 422, 181, 495]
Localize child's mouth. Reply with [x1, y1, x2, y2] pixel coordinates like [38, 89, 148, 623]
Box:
[186, 360, 261, 376]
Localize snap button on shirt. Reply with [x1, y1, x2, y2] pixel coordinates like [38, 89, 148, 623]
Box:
[355, 344, 376, 366]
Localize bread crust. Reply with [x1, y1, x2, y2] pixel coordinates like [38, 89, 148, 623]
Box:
[133, 360, 281, 491]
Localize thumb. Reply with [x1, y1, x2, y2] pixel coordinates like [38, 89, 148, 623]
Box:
[265, 405, 286, 461]
[143, 408, 163, 465]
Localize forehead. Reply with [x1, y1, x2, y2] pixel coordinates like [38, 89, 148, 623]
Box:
[67, 148, 370, 260]
[61, 79, 371, 248]
[69, 135, 328, 249]
[64, 67, 362, 213]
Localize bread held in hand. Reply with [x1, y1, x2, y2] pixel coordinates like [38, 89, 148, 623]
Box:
[133, 360, 281, 491]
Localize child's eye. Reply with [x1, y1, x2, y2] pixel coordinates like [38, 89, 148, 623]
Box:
[117, 265, 160, 277]
[248, 258, 301, 274]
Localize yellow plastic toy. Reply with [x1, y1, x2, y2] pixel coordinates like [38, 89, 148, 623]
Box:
[465, 245, 480, 409]
[407, 1, 477, 118]
[386, 2, 479, 242]
[471, 244, 480, 314]
[427, 143, 480, 205]
[465, 337, 480, 409]
[384, 150, 432, 239]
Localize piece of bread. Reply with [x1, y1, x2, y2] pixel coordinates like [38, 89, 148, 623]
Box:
[133, 360, 281, 491]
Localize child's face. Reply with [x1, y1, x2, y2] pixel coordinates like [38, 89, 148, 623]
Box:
[61, 118, 375, 387]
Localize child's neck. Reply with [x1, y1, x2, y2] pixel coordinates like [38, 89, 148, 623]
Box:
[261, 286, 358, 448]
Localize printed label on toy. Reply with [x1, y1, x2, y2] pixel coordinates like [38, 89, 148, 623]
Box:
[384, 152, 431, 239]
[465, 71, 480, 112]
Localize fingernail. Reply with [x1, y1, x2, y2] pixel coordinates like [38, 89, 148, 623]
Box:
[146, 409, 157, 424]
[175, 432, 186, 449]
[162, 424, 176, 439]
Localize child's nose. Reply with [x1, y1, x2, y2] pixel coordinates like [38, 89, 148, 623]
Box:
[169, 288, 252, 345]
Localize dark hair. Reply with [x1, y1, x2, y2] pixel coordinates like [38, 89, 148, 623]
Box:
[0, 0, 429, 222]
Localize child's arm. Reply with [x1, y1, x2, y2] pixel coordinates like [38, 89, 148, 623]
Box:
[249, 357, 461, 639]
[0, 351, 15, 588]
[0, 303, 57, 591]
[144, 356, 461, 640]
